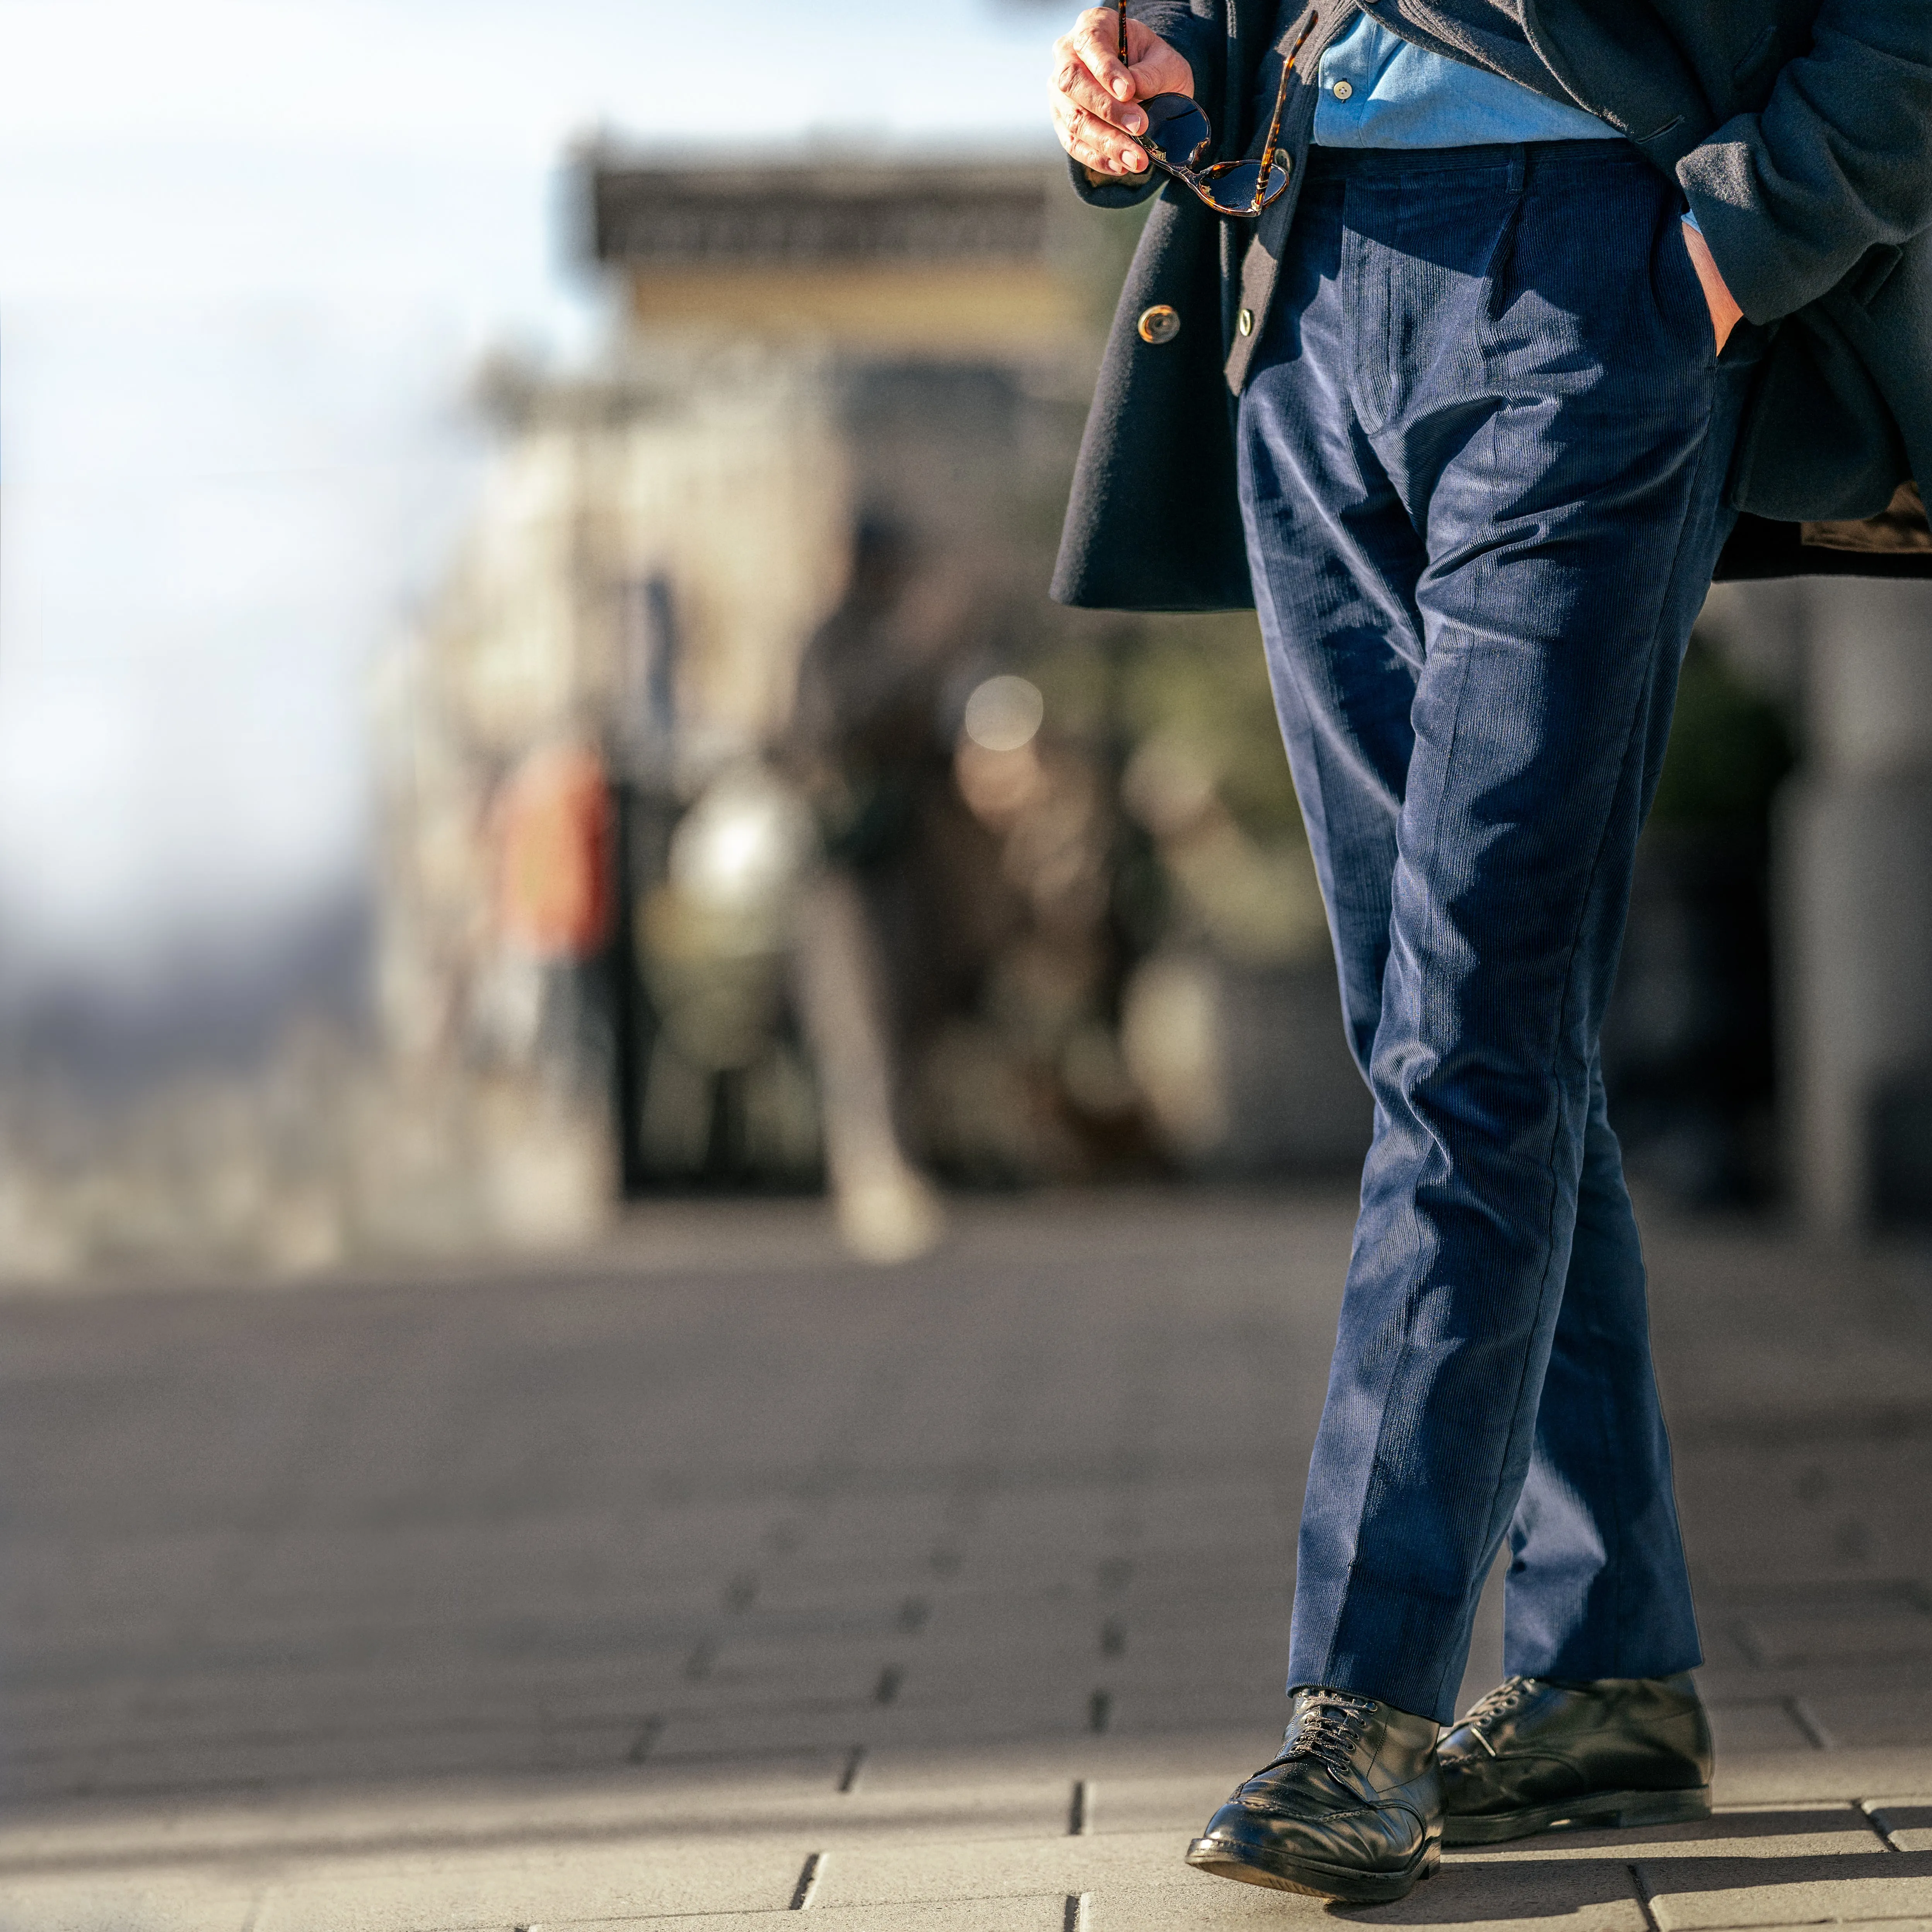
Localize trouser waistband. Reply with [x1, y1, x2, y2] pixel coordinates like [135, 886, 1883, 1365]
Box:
[1304, 136, 1635, 185]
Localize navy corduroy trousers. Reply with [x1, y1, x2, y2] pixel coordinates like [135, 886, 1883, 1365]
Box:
[1238, 139, 1765, 1724]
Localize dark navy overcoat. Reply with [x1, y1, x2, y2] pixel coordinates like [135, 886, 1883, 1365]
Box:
[1052, 0, 1932, 612]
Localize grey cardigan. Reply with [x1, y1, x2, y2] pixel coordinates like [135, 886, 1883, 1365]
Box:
[1051, 0, 1932, 611]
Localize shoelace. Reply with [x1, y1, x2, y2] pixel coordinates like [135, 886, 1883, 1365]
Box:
[1460, 1674, 1537, 1737]
[1275, 1690, 1375, 1781]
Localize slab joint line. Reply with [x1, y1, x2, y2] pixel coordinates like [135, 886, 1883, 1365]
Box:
[1629, 1860, 1662, 1932]
[1860, 1798, 1906, 1851]
[1069, 1779, 1091, 1836]
[1787, 1696, 1833, 1750]
[791, 1851, 826, 1910]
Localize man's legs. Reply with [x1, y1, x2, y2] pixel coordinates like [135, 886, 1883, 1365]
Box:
[1238, 141, 1755, 1723]
[1503, 1066, 1697, 1679]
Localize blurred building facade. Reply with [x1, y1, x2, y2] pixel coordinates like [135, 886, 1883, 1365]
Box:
[370, 149, 1367, 1253]
[1773, 583, 1932, 1229]
[1, 147, 1924, 1277]
[372, 145, 1932, 1250]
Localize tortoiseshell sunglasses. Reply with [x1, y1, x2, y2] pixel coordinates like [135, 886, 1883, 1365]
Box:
[1112, 2, 1317, 217]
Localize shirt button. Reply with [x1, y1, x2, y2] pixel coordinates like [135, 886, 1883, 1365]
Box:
[1238, 307, 1254, 336]
[1332, 78, 1353, 100]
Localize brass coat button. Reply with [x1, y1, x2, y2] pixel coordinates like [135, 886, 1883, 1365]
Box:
[1238, 307, 1255, 336]
[1137, 304, 1182, 345]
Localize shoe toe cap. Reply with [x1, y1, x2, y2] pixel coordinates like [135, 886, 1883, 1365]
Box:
[1193, 1797, 1422, 1874]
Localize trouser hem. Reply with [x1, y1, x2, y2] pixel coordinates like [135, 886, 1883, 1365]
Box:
[1289, 1570, 1475, 1726]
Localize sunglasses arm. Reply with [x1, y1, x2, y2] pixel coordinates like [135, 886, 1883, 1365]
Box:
[1258, 13, 1318, 184]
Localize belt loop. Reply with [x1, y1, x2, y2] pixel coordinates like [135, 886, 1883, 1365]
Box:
[1507, 144, 1527, 193]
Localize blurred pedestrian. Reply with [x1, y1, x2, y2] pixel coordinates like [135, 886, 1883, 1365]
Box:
[493, 741, 617, 1099]
[785, 518, 959, 1263]
[1051, 0, 1932, 1903]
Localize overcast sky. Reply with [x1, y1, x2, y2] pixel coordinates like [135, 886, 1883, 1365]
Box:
[0, 0, 1065, 987]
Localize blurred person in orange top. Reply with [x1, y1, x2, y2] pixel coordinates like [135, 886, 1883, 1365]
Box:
[492, 741, 617, 1106]
[496, 744, 614, 961]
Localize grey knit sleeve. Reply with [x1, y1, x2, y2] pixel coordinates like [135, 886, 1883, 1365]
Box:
[1677, 0, 1932, 323]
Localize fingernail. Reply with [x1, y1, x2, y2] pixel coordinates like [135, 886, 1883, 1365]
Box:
[1123, 108, 1145, 132]
[1113, 77, 1133, 98]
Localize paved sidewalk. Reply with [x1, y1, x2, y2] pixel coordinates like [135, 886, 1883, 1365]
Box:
[0, 1189, 1928, 1930]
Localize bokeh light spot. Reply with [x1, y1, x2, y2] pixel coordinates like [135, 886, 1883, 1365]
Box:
[963, 674, 1044, 752]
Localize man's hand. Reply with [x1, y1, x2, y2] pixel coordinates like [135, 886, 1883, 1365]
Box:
[1050, 7, 1193, 176]
[1682, 221, 1744, 356]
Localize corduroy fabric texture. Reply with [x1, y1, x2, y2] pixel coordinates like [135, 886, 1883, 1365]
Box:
[1240, 143, 1746, 1722]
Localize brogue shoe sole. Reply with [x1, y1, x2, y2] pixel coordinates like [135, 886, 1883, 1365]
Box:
[1442, 1784, 1711, 1847]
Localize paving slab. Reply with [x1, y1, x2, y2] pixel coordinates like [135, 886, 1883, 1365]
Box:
[0, 1191, 1927, 1930]
[1092, 1884, 1336, 1929]
[812, 1825, 1226, 1906]
[1344, 1854, 1653, 1930]
[1635, 1851, 1932, 1930]
[1711, 1753, 1932, 1805]
[247, 1835, 808, 1932]
[541, 1903, 1070, 1932]
[0, 1877, 259, 1932]
[1869, 1801, 1932, 1852]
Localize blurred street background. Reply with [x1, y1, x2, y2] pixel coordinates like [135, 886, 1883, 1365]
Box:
[0, 0, 1927, 1266]
[1, 0, 1930, 1925]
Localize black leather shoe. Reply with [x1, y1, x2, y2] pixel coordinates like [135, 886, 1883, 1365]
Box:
[1439, 1673, 1714, 1845]
[1185, 1688, 1443, 1903]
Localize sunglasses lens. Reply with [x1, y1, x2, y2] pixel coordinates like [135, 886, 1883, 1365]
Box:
[1138, 93, 1212, 171]
[1197, 157, 1289, 215]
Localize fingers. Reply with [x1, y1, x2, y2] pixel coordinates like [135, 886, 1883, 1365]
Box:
[1051, 9, 1189, 172]
[1051, 91, 1149, 174]
[1053, 41, 1149, 135]
[1064, 9, 1196, 102]
[1063, 9, 1135, 104]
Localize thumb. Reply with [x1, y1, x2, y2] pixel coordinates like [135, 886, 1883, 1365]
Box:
[1127, 44, 1191, 99]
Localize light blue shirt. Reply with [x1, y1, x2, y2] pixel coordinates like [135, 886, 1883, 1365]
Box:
[1312, 15, 1620, 148]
